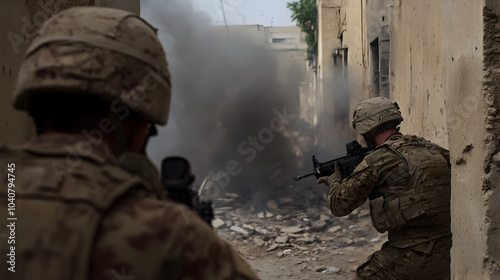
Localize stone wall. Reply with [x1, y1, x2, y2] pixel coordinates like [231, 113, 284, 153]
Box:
[483, 7, 500, 277]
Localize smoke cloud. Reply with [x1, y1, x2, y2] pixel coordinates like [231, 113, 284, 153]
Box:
[141, 0, 317, 196]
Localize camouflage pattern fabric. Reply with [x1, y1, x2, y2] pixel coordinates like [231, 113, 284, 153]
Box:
[327, 133, 451, 280]
[0, 137, 258, 280]
[354, 237, 451, 280]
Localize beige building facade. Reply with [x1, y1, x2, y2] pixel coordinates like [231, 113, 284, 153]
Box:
[316, 0, 500, 278]
[0, 0, 139, 144]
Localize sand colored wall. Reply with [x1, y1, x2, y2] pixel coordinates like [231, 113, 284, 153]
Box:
[363, 0, 499, 278]
[339, 0, 366, 141]
[316, 0, 499, 277]
[389, 0, 449, 148]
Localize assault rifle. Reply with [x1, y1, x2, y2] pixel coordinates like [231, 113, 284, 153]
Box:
[294, 141, 372, 181]
[161, 156, 214, 226]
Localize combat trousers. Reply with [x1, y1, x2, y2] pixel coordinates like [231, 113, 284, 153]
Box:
[353, 236, 451, 280]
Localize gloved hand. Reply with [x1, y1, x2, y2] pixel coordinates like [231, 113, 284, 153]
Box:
[330, 161, 342, 184]
[317, 176, 330, 186]
[316, 162, 342, 186]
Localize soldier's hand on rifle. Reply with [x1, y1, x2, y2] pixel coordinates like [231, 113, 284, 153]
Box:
[317, 176, 330, 186]
[317, 162, 343, 186]
[330, 161, 342, 184]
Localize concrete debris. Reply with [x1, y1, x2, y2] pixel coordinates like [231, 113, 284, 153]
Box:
[314, 265, 326, 272]
[327, 226, 342, 233]
[210, 191, 388, 278]
[321, 266, 341, 273]
[281, 226, 304, 234]
[266, 199, 278, 209]
[275, 235, 289, 243]
[224, 192, 241, 198]
[230, 226, 249, 235]
[267, 244, 279, 252]
[242, 224, 255, 231]
[319, 214, 331, 221]
[255, 227, 270, 235]
[311, 220, 327, 231]
[212, 218, 225, 228]
[265, 210, 274, 218]
[253, 237, 265, 247]
[291, 243, 309, 251]
[296, 236, 314, 243]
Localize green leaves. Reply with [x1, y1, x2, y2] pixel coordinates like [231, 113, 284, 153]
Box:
[287, 0, 317, 63]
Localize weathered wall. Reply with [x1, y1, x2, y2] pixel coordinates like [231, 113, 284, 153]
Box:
[483, 6, 500, 278]
[362, 0, 500, 278]
[0, 0, 139, 145]
[441, 0, 491, 278]
[388, 0, 449, 148]
[317, 0, 341, 142]
[339, 0, 365, 141]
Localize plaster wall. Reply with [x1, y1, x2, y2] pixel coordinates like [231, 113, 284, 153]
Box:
[389, 0, 448, 148]
[317, 0, 358, 149]
[339, 0, 365, 141]
[366, 0, 499, 278]
[441, 0, 493, 277]
[445, 1, 500, 278]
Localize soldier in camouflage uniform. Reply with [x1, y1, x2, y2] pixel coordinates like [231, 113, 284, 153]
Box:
[0, 7, 258, 280]
[318, 97, 452, 280]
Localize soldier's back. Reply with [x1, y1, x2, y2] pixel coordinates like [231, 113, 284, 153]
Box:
[0, 138, 256, 280]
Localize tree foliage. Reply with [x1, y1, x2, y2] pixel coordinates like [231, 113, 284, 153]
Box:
[287, 0, 317, 63]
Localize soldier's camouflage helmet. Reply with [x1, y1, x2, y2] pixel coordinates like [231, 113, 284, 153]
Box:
[13, 7, 171, 125]
[352, 97, 403, 135]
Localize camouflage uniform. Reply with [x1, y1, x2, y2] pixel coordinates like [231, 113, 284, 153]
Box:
[0, 136, 257, 280]
[328, 133, 452, 280]
[0, 7, 258, 280]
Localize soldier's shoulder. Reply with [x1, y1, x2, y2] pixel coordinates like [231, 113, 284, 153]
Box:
[0, 142, 35, 166]
[365, 145, 401, 164]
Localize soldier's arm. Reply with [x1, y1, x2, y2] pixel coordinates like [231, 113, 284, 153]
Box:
[162, 203, 260, 280]
[328, 159, 379, 216]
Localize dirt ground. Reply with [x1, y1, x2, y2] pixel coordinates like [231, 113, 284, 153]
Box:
[209, 189, 387, 280]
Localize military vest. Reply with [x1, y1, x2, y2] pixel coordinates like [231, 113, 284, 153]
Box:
[368, 135, 452, 248]
[0, 140, 155, 280]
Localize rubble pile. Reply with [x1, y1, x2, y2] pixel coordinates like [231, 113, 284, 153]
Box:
[210, 190, 387, 278]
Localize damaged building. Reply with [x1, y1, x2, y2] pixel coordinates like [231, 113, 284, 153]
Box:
[310, 0, 500, 278]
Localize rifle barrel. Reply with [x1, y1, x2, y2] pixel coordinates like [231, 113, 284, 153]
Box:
[293, 172, 315, 181]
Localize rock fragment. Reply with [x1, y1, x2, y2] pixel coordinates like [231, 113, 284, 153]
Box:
[212, 218, 225, 228]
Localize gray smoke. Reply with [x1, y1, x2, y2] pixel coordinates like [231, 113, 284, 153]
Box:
[142, 0, 320, 195]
